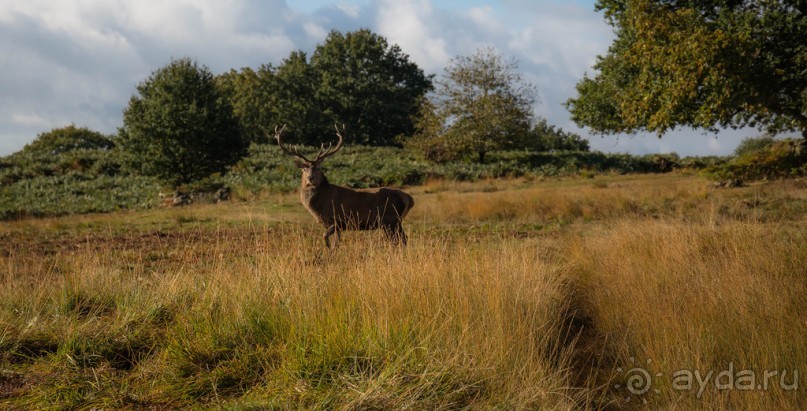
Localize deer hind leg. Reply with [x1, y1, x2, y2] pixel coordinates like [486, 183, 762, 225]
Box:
[383, 223, 407, 246]
[324, 225, 340, 249]
[395, 226, 407, 246]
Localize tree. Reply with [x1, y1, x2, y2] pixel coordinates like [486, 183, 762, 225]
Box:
[566, 0, 807, 139]
[22, 125, 114, 156]
[118, 58, 246, 187]
[272, 51, 329, 145]
[410, 47, 537, 163]
[311, 29, 433, 146]
[529, 119, 590, 152]
[216, 66, 274, 145]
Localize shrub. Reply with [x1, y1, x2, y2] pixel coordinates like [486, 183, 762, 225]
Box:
[734, 135, 776, 157]
[20, 125, 114, 156]
[708, 138, 806, 181]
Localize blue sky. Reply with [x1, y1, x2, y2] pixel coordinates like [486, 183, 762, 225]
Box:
[0, 0, 757, 157]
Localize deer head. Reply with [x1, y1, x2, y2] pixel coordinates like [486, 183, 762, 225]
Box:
[275, 124, 345, 188]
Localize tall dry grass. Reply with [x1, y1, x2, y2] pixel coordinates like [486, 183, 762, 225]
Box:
[1, 225, 583, 409]
[1, 174, 806, 409]
[414, 174, 712, 224]
[565, 220, 807, 408]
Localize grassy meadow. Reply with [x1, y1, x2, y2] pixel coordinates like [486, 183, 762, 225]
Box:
[1, 173, 806, 409]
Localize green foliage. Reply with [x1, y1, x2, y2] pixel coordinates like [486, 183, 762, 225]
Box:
[216, 67, 275, 145]
[708, 138, 807, 181]
[226, 144, 689, 195]
[20, 125, 114, 156]
[0, 173, 160, 220]
[218, 30, 432, 147]
[567, 0, 807, 138]
[0, 137, 715, 220]
[311, 29, 434, 146]
[223, 144, 431, 193]
[0, 127, 159, 220]
[1, 145, 125, 186]
[733, 135, 776, 157]
[528, 119, 590, 152]
[409, 48, 537, 163]
[118, 57, 247, 187]
[271, 51, 330, 145]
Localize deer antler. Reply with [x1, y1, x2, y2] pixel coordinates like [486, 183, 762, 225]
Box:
[313, 124, 345, 162]
[275, 124, 314, 163]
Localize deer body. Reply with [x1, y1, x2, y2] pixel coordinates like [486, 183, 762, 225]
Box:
[277, 125, 414, 248]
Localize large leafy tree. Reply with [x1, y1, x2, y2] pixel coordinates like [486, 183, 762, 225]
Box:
[410, 48, 537, 163]
[119, 58, 246, 187]
[311, 29, 433, 146]
[566, 0, 807, 139]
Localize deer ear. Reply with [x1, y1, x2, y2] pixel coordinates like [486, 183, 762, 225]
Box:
[293, 158, 309, 169]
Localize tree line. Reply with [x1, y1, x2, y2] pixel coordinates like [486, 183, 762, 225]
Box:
[13, 0, 805, 190]
[12, 29, 587, 188]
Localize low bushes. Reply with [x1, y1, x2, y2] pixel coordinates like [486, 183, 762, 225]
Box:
[707, 138, 806, 181]
[0, 142, 729, 220]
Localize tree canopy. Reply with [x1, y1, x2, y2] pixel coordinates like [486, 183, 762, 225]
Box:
[409, 48, 538, 163]
[118, 58, 246, 187]
[310, 29, 434, 146]
[272, 51, 329, 145]
[566, 0, 807, 139]
[219, 30, 433, 147]
[216, 66, 273, 145]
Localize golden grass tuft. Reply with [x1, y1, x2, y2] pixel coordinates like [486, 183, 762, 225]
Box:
[566, 219, 807, 408]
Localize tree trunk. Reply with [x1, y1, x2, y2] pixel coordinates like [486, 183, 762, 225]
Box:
[478, 151, 486, 164]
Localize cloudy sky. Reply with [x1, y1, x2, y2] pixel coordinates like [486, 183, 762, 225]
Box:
[0, 0, 757, 157]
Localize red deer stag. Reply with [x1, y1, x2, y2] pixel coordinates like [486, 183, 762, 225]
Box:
[275, 125, 414, 248]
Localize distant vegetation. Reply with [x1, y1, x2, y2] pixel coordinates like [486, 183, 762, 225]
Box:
[1, 124, 732, 220]
[215, 29, 433, 147]
[707, 137, 807, 181]
[5, 125, 805, 221]
[118, 58, 247, 187]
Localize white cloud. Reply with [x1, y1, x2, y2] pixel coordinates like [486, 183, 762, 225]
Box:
[336, 2, 361, 17]
[11, 113, 50, 127]
[0, 0, 759, 157]
[374, 0, 450, 73]
[465, 6, 505, 35]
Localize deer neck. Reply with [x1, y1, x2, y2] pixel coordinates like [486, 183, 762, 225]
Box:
[300, 175, 331, 214]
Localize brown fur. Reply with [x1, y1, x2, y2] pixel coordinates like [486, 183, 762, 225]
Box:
[300, 173, 414, 247]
